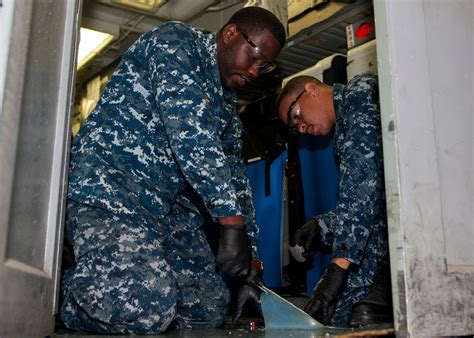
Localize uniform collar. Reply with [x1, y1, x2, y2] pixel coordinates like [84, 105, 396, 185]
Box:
[332, 83, 345, 124]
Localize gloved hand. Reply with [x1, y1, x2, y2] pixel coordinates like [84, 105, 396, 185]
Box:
[304, 262, 349, 325]
[232, 260, 264, 324]
[289, 218, 322, 262]
[294, 218, 322, 251]
[216, 223, 252, 279]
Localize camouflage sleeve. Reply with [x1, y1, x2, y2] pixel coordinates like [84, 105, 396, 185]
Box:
[312, 212, 336, 246]
[146, 33, 241, 219]
[316, 75, 384, 265]
[221, 113, 260, 258]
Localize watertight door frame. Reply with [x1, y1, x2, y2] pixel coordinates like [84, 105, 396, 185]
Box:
[0, 0, 80, 335]
[374, 0, 473, 335]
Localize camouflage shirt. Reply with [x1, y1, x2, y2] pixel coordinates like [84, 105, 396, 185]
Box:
[68, 22, 259, 253]
[315, 72, 388, 286]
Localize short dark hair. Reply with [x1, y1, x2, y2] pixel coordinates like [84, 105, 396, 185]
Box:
[223, 6, 286, 48]
[275, 75, 322, 111]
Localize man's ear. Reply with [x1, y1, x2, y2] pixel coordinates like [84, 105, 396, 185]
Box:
[222, 24, 239, 44]
[305, 82, 319, 98]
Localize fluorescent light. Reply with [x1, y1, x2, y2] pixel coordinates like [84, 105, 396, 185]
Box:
[111, 0, 167, 12]
[77, 27, 114, 70]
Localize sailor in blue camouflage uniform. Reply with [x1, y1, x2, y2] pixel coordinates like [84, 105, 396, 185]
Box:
[60, 7, 285, 334]
[277, 72, 391, 327]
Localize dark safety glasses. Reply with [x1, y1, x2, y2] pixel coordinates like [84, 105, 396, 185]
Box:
[286, 89, 305, 132]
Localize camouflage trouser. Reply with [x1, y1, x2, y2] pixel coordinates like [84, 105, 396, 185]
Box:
[60, 199, 229, 334]
[330, 285, 369, 326]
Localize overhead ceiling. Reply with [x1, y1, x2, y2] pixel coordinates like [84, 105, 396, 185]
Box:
[77, 0, 374, 104]
[77, 0, 246, 90]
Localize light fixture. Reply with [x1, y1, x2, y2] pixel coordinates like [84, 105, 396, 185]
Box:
[111, 0, 167, 12]
[77, 27, 115, 70]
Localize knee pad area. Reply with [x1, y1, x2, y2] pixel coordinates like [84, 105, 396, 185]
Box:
[60, 250, 179, 334]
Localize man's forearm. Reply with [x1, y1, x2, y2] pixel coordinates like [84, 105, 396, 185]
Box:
[218, 215, 244, 226]
[331, 257, 351, 270]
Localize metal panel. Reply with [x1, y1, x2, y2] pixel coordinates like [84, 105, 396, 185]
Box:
[374, 0, 474, 335]
[346, 39, 377, 80]
[0, 0, 80, 335]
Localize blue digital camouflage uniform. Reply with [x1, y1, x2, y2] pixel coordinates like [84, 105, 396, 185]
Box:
[60, 21, 259, 334]
[311, 72, 388, 326]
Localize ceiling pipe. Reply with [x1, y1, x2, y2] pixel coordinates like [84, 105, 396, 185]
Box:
[98, 0, 220, 22]
[157, 0, 220, 21]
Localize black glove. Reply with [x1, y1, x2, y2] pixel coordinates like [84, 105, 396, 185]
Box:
[304, 263, 349, 325]
[216, 224, 252, 279]
[293, 218, 322, 252]
[232, 260, 264, 324]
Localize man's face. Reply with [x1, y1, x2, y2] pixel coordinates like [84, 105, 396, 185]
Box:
[278, 86, 333, 136]
[218, 25, 281, 90]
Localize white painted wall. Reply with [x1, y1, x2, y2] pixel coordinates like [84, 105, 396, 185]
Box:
[422, 1, 473, 268]
[374, 0, 473, 335]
